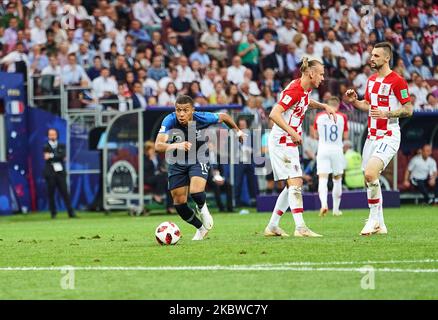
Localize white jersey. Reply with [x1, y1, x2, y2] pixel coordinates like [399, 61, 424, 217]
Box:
[314, 112, 348, 152]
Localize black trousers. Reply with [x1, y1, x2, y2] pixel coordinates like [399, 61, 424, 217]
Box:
[412, 177, 438, 203]
[144, 173, 173, 208]
[45, 173, 75, 217]
[208, 178, 233, 212]
[234, 163, 258, 206]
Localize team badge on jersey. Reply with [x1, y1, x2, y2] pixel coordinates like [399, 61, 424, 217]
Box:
[379, 84, 390, 95]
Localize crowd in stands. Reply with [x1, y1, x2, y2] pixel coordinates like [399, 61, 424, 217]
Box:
[0, 0, 437, 114]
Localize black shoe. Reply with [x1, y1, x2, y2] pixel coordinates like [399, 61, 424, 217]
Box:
[51, 214, 57, 219]
[69, 214, 78, 218]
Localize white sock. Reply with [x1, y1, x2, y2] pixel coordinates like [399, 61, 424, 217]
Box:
[268, 187, 289, 227]
[318, 176, 328, 209]
[198, 225, 207, 232]
[366, 179, 381, 220]
[288, 186, 305, 228]
[332, 178, 343, 213]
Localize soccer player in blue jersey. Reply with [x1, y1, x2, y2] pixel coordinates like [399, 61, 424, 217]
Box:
[155, 95, 244, 240]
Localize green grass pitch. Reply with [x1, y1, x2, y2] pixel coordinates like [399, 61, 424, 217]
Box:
[0, 205, 437, 299]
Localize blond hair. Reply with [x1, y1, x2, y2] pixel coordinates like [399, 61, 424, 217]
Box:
[300, 56, 323, 73]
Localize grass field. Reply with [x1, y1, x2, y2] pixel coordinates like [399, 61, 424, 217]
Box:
[0, 205, 438, 300]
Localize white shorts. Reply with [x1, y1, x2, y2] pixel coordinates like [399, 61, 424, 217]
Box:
[362, 132, 400, 171]
[316, 149, 346, 175]
[268, 135, 302, 181]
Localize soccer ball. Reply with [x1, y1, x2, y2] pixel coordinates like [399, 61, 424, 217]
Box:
[155, 221, 181, 245]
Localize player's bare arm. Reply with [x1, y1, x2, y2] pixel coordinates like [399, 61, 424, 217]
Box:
[370, 101, 414, 119]
[218, 112, 246, 143]
[309, 99, 337, 122]
[269, 104, 302, 145]
[345, 89, 370, 112]
[154, 133, 192, 153]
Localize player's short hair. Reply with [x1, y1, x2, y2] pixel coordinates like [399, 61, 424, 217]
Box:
[374, 42, 393, 59]
[300, 56, 323, 73]
[175, 95, 194, 107]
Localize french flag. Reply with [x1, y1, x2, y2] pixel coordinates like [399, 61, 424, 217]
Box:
[7, 101, 25, 115]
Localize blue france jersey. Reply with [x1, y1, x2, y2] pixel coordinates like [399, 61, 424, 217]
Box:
[158, 112, 220, 163]
[159, 111, 220, 135]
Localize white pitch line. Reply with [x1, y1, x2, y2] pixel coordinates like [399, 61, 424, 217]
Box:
[0, 266, 438, 273]
[252, 258, 438, 267]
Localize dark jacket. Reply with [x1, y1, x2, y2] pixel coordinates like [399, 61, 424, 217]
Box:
[43, 141, 66, 178]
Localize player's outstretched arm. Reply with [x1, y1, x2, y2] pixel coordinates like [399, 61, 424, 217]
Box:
[155, 133, 192, 153]
[345, 89, 370, 112]
[218, 113, 245, 143]
[269, 104, 302, 145]
[370, 101, 414, 119]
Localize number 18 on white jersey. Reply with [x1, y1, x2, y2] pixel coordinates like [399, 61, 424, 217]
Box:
[314, 112, 348, 152]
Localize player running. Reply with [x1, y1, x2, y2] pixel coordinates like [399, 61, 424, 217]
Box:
[264, 56, 337, 238]
[345, 42, 413, 236]
[155, 95, 244, 240]
[313, 96, 349, 217]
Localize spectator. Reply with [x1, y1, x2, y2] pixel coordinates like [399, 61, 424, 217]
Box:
[128, 19, 151, 45]
[243, 69, 261, 96]
[62, 53, 90, 86]
[261, 68, 281, 94]
[208, 80, 227, 105]
[3, 16, 19, 52]
[77, 42, 95, 70]
[321, 30, 345, 57]
[409, 75, 431, 108]
[189, 42, 210, 69]
[190, 7, 208, 36]
[147, 56, 168, 82]
[286, 43, 301, 74]
[227, 56, 247, 85]
[226, 83, 245, 105]
[233, 20, 250, 44]
[43, 128, 77, 219]
[176, 55, 196, 85]
[159, 67, 183, 92]
[200, 68, 217, 98]
[321, 46, 338, 76]
[30, 16, 46, 46]
[213, 0, 233, 22]
[353, 65, 372, 98]
[422, 45, 438, 71]
[171, 6, 195, 56]
[278, 18, 297, 46]
[110, 55, 128, 82]
[404, 144, 438, 204]
[92, 67, 118, 101]
[158, 82, 177, 106]
[41, 54, 62, 88]
[234, 117, 257, 207]
[143, 140, 175, 214]
[424, 93, 438, 111]
[408, 56, 433, 79]
[200, 23, 227, 61]
[165, 32, 184, 59]
[133, 0, 161, 33]
[343, 43, 361, 70]
[87, 56, 104, 81]
[237, 32, 260, 79]
[257, 31, 277, 70]
[261, 85, 276, 110]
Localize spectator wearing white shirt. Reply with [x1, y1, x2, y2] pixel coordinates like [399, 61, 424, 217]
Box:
[353, 65, 372, 98]
[30, 16, 47, 46]
[41, 55, 62, 88]
[408, 56, 433, 80]
[404, 144, 438, 204]
[322, 30, 345, 57]
[92, 67, 118, 100]
[232, 0, 250, 27]
[200, 68, 217, 98]
[176, 56, 196, 85]
[227, 56, 247, 85]
[343, 44, 362, 70]
[133, 0, 162, 31]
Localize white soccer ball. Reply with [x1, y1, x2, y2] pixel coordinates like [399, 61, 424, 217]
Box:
[155, 221, 181, 245]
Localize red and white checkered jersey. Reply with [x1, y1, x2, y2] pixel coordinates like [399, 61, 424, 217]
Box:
[314, 111, 348, 151]
[364, 71, 411, 140]
[270, 79, 312, 147]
